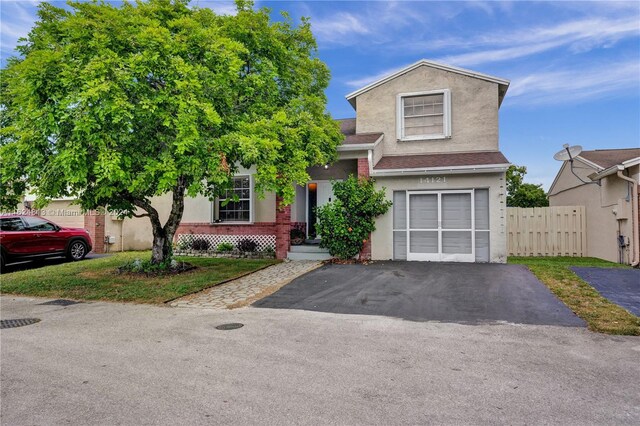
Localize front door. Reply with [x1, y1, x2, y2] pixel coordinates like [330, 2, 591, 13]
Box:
[406, 190, 475, 262]
[307, 181, 334, 238]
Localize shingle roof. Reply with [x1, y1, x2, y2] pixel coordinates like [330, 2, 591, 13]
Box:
[338, 118, 356, 135]
[578, 148, 640, 169]
[343, 133, 383, 145]
[374, 151, 510, 170]
[337, 118, 382, 145]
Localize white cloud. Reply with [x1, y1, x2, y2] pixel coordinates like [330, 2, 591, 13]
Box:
[194, 0, 237, 16]
[430, 16, 640, 66]
[0, 1, 40, 60]
[310, 11, 371, 44]
[507, 59, 640, 105]
[344, 64, 406, 88]
[436, 41, 565, 67]
[308, 1, 432, 46]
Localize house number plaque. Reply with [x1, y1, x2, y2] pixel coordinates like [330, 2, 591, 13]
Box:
[420, 176, 447, 184]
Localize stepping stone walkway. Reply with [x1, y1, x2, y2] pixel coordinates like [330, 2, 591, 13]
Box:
[168, 260, 322, 310]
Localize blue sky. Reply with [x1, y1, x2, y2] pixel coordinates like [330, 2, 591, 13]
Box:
[1, 1, 639, 189]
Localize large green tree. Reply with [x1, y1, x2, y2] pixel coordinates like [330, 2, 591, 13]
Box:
[506, 165, 549, 207]
[0, 0, 342, 263]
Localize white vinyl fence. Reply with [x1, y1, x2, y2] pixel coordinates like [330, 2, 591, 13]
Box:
[507, 206, 586, 257]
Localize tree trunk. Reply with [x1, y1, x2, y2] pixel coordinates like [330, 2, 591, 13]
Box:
[150, 228, 173, 265]
[132, 177, 187, 265]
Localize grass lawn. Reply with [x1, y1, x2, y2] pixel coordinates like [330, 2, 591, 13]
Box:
[509, 256, 640, 335]
[0, 252, 279, 304]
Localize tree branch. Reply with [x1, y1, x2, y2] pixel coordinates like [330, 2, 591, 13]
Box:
[163, 175, 187, 236]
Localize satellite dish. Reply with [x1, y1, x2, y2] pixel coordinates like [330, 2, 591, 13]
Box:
[553, 144, 583, 161]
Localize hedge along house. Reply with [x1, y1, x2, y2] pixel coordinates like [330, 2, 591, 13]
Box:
[175, 59, 512, 262]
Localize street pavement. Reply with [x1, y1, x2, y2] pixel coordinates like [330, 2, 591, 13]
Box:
[1, 295, 639, 425]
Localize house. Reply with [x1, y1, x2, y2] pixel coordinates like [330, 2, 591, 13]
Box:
[548, 148, 640, 265]
[176, 59, 512, 263]
[15, 60, 511, 261]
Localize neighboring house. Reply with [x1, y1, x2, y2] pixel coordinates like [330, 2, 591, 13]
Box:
[177, 59, 512, 263]
[548, 148, 640, 264]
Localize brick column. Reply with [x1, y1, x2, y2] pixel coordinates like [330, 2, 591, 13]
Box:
[357, 158, 369, 178]
[357, 157, 372, 260]
[84, 210, 106, 253]
[275, 196, 291, 260]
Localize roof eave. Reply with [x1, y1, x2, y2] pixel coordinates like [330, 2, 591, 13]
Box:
[345, 59, 510, 107]
[337, 134, 383, 152]
[371, 163, 511, 177]
[589, 158, 640, 180]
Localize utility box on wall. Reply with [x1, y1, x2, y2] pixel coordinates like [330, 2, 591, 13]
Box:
[614, 199, 631, 220]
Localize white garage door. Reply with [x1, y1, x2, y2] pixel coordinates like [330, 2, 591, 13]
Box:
[393, 189, 490, 262]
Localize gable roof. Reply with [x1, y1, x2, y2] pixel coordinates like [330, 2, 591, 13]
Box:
[578, 148, 640, 169]
[345, 59, 510, 109]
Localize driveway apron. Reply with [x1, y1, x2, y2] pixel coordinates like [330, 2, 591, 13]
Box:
[571, 267, 640, 316]
[254, 262, 586, 326]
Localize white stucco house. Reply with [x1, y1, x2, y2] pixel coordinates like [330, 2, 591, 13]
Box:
[174, 59, 512, 262]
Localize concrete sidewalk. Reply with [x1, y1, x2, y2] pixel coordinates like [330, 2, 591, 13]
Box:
[2, 296, 639, 425]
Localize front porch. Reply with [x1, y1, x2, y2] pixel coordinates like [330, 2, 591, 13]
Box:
[175, 157, 370, 260]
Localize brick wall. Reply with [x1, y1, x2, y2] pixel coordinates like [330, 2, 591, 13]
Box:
[357, 158, 372, 260]
[84, 211, 106, 253]
[275, 197, 291, 259]
[357, 158, 370, 178]
[291, 222, 306, 233]
[176, 222, 277, 236]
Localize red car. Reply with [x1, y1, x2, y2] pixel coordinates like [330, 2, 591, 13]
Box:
[0, 215, 93, 269]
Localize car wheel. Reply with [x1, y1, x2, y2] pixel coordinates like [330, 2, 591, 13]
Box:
[67, 240, 88, 261]
[0, 252, 5, 271]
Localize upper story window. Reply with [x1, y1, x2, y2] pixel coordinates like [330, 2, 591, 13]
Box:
[397, 89, 451, 141]
[213, 175, 252, 223]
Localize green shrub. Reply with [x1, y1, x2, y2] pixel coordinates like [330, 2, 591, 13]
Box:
[191, 238, 210, 251]
[117, 258, 195, 275]
[316, 176, 392, 260]
[237, 238, 258, 252]
[216, 242, 234, 252]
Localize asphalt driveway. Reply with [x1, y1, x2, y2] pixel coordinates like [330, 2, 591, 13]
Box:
[571, 267, 640, 316]
[254, 262, 585, 326]
[1, 253, 109, 274]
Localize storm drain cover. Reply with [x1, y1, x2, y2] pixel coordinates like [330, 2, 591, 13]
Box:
[215, 323, 244, 330]
[38, 299, 81, 306]
[1, 318, 41, 329]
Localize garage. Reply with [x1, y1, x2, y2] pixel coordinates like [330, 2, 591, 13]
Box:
[392, 188, 490, 262]
[368, 152, 510, 263]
